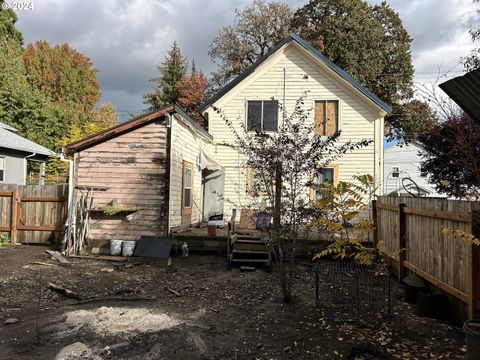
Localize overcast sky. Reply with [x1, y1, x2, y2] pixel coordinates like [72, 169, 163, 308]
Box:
[14, 0, 478, 121]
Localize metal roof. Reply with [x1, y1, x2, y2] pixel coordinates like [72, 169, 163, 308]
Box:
[200, 33, 392, 113]
[0, 121, 19, 132]
[439, 69, 480, 123]
[0, 126, 52, 156]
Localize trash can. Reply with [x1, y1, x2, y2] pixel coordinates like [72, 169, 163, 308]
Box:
[464, 320, 480, 360]
[122, 240, 136, 257]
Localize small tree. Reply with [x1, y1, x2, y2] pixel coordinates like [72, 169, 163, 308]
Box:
[418, 112, 480, 199]
[216, 94, 372, 302]
[313, 175, 379, 266]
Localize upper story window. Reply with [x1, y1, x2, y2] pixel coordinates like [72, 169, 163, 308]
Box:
[247, 100, 278, 131]
[314, 100, 339, 136]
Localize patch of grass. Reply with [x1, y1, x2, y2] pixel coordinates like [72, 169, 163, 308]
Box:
[0, 234, 11, 249]
[100, 204, 135, 215]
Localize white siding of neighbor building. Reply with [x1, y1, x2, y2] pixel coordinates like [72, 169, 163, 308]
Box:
[168, 114, 209, 229]
[204, 42, 385, 217]
[384, 142, 444, 197]
[0, 150, 26, 185]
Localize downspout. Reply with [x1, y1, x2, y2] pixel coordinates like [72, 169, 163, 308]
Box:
[24, 152, 36, 185]
[167, 113, 173, 236]
[59, 149, 74, 253]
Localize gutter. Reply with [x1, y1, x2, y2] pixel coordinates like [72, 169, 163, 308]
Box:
[59, 149, 74, 253]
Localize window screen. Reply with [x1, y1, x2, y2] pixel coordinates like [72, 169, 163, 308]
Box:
[247, 100, 278, 131]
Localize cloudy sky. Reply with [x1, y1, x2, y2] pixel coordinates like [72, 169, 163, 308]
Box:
[14, 0, 478, 121]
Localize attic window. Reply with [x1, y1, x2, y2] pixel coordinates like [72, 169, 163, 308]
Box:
[247, 100, 278, 131]
[392, 167, 400, 178]
[0, 157, 4, 182]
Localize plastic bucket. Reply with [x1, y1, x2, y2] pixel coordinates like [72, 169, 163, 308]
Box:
[122, 240, 136, 257]
[110, 240, 123, 256]
[464, 320, 480, 360]
[208, 222, 217, 237]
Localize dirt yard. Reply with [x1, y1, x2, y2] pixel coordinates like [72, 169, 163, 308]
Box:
[0, 245, 466, 359]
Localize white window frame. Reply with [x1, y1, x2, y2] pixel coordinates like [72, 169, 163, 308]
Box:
[0, 156, 5, 182]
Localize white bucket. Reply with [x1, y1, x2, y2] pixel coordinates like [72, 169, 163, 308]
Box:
[110, 240, 123, 256]
[122, 240, 136, 257]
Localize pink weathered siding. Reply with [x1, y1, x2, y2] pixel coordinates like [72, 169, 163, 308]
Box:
[75, 120, 169, 249]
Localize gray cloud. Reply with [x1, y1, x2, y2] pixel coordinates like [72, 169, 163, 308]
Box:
[15, 0, 478, 120]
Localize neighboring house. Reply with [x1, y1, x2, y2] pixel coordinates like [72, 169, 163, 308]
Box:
[0, 121, 52, 185]
[65, 104, 223, 249]
[200, 33, 391, 216]
[384, 142, 445, 197]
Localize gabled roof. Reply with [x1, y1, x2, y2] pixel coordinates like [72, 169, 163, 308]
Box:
[0, 123, 52, 157]
[65, 103, 211, 155]
[439, 69, 480, 123]
[200, 33, 392, 113]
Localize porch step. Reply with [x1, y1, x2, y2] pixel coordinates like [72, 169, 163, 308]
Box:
[235, 239, 266, 244]
[232, 258, 270, 263]
[232, 249, 269, 255]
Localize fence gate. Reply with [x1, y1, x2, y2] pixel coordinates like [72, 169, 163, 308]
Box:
[0, 184, 67, 244]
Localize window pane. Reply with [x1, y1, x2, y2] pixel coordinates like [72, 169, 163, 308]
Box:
[0, 170, 3, 182]
[247, 101, 262, 131]
[318, 168, 334, 184]
[0, 157, 4, 170]
[184, 168, 192, 187]
[183, 188, 191, 208]
[263, 101, 278, 131]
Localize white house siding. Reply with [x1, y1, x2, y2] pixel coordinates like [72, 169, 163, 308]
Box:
[384, 143, 444, 197]
[0, 149, 26, 185]
[204, 42, 385, 217]
[168, 114, 207, 229]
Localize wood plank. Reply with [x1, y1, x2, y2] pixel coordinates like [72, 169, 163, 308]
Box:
[404, 260, 470, 304]
[10, 189, 19, 244]
[20, 196, 66, 202]
[376, 202, 399, 212]
[404, 206, 471, 223]
[17, 225, 64, 231]
[0, 192, 12, 197]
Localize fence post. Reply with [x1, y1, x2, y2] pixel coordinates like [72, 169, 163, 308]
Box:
[398, 203, 406, 280]
[372, 199, 378, 248]
[10, 189, 19, 244]
[470, 209, 480, 319]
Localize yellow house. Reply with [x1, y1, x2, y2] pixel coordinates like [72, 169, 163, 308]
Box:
[200, 33, 391, 218]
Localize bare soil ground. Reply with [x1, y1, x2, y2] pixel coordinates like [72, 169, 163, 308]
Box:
[0, 245, 466, 359]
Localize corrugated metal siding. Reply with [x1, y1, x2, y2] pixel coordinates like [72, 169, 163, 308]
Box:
[440, 69, 480, 123]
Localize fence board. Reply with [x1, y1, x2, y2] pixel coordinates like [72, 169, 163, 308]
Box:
[0, 184, 67, 244]
[376, 196, 479, 319]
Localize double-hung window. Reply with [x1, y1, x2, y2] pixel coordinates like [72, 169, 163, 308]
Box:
[310, 167, 336, 201]
[247, 100, 278, 131]
[182, 161, 193, 215]
[314, 100, 339, 136]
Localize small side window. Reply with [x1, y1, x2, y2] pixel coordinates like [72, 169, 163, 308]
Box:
[182, 161, 193, 215]
[392, 167, 400, 178]
[0, 157, 4, 182]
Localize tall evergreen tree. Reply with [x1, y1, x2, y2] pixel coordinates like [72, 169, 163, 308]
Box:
[144, 41, 187, 110]
[0, 1, 23, 45]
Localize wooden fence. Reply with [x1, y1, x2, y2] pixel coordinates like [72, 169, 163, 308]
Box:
[0, 184, 68, 244]
[373, 196, 480, 319]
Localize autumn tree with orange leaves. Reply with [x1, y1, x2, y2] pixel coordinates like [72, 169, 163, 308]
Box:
[177, 62, 208, 126]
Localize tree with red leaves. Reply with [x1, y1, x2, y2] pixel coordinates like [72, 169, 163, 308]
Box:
[418, 113, 480, 199]
[177, 62, 208, 126]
